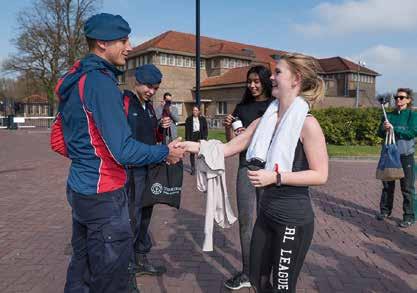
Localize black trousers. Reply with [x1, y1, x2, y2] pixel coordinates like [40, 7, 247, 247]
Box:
[249, 212, 314, 293]
[189, 131, 201, 171]
[379, 153, 416, 221]
[126, 168, 154, 255]
[65, 186, 134, 293]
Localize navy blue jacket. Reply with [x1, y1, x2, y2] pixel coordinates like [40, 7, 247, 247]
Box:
[51, 54, 168, 195]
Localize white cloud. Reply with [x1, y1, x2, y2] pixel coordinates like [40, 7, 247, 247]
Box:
[294, 0, 417, 36]
[351, 45, 417, 92]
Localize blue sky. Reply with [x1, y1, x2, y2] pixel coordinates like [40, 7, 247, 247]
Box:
[1, 0, 417, 94]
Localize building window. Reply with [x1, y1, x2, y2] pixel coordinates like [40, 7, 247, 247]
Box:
[200, 59, 205, 68]
[44, 105, 49, 115]
[222, 58, 229, 68]
[184, 57, 191, 67]
[128, 59, 135, 69]
[172, 102, 183, 116]
[176, 56, 183, 67]
[230, 59, 236, 68]
[168, 54, 175, 66]
[192, 58, 196, 68]
[160, 53, 167, 65]
[217, 102, 227, 115]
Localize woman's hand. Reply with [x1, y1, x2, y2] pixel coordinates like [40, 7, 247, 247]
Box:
[177, 141, 200, 154]
[223, 114, 234, 128]
[247, 169, 276, 187]
[383, 121, 393, 131]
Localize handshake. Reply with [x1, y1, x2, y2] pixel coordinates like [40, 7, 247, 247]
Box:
[166, 138, 200, 164]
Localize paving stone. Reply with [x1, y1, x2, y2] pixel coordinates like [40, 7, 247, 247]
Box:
[1, 131, 417, 292]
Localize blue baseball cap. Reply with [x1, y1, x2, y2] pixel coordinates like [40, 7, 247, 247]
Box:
[135, 64, 163, 85]
[84, 13, 131, 41]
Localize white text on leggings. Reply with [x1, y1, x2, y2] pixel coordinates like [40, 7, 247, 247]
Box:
[278, 227, 295, 290]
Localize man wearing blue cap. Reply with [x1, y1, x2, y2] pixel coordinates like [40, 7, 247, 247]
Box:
[51, 13, 184, 293]
[124, 64, 170, 276]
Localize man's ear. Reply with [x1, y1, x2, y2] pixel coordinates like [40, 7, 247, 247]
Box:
[96, 40, 107, 50]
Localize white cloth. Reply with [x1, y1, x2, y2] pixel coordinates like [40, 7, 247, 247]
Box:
[196, 140, 237, 251]
[193, 116, 200, 132]
[246, 96, 309, 172]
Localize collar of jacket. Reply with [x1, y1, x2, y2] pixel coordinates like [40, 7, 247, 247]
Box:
[84, 53, 124, 77]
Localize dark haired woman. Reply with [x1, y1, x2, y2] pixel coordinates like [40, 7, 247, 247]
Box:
[223, 65, 273, 290]
[376, 88, 417, 228]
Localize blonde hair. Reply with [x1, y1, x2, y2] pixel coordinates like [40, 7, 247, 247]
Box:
[279, 53, 325, 105]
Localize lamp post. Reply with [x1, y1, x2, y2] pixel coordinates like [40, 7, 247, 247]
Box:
[355, 60, 365, 108]
[195, 0, 201, 106]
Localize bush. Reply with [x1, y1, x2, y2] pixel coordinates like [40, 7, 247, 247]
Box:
[311, 107, 384, 146]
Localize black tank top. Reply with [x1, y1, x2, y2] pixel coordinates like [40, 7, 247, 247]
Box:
[259, 140, 314, 226]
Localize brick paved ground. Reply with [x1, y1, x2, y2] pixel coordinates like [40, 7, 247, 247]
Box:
[0, 130, 416, 293]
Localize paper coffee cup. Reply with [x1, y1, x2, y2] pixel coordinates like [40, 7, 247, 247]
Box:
[232, 120, 243, 131]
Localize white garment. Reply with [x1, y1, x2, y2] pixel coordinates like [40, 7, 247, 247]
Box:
[193, 116, 200, 132]
[196, 140, 237, 251]
[246, 97, 309, 172]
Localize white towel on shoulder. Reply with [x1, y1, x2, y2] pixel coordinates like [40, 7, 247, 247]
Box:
[246, 96, 309, 172]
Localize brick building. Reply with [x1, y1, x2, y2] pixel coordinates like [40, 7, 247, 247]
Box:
[121, 31, 379, 122]
[20, 94, 50, 117]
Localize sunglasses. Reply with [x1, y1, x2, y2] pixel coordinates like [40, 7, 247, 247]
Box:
[394, 95, 408, 100]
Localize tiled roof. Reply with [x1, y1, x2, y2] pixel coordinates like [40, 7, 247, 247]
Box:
[318, 57, 379, 75]
[131, 30, 285, 64]
[21, 94, 48, 103]
[200, 66, 251, 88]
[131, 30, 379, 88]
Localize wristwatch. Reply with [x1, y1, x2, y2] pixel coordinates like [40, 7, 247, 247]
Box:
[275, 171, 282, 187]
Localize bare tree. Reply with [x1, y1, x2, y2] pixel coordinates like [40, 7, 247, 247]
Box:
[2, 0, 99, 114]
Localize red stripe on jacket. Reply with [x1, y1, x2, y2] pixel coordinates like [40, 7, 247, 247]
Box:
[79, 74, 127, 193]
[50, 113, 68, 157]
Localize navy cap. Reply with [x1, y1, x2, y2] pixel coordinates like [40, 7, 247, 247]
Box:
[135, 64, 163, 85]
[84, 13, 131, 41]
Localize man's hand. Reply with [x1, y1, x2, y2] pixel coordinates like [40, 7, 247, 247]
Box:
[383, 121, 393, 131]
[177, 141, 201, 154]
[223, 114, 234, 128]
[166, 137, 184, 164]
[161, 117, 171, 129]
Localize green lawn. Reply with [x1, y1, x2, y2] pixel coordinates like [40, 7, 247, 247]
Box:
[177, 127, 381, 157]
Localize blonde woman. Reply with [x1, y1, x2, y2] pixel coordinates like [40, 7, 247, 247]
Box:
[180, 53, 328, 292]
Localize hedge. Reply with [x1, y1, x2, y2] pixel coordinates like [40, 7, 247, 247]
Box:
[311, 107, 384, 146]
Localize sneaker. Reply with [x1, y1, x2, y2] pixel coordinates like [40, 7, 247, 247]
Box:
[224, 272, 251, 290]
[376, 212, 391, 221]
[135, 254, 167, 276]
[399, 220, 414, 228]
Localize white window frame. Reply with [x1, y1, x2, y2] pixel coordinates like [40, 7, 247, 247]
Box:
[160, 53, 167, 65]
[230, 59, 236, 68]
[176, 55, 183, 67]
[168, 54, 175, 66]
[172, 102, 183, 116]
[128, 59, 135, 69]
[216, 101, 228, 115]
[184, 57, 191, 67]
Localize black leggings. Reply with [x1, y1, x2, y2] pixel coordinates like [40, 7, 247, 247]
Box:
[249, 213, 314, 293]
